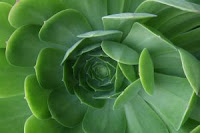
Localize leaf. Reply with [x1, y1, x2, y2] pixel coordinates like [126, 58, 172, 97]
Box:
[83, 100, 126, 133]
[107, 0, 125, 14]
[0, 95, 31, 133]
[113, 79, 142, 110]
[39, 9, 92, 47]
[6, 25, 63, 67]
[0, 0, 15, 5]
[179, 48, 200, 94]
[48, 90, 87, 128]
[190, 97, 200, 122]
[139, 48, 155, 95]
[0, 2, 15, 48]
[35, 48, 65, 90]
[119, 63, 137, 82]
[101, 41, 139, 65]
[123, 0, 145, 12]
[140, 73, 197, 130]
[125, 95, 169, 133]
[0, 48, 34, 98]
[25, 75, 51, 119]
[191, 125, 200, 133]
[114, 64, 125, 92]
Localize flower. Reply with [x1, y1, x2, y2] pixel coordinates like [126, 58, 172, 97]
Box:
[1, 0, 200, 133]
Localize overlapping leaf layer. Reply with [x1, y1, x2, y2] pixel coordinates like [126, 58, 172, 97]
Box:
[1, 0, 200, 132]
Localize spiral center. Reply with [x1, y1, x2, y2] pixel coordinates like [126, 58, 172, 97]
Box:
[93, 64, 109, 79]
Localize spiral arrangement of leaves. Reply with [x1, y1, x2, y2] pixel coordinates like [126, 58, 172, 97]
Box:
[1, 0, 200, 133]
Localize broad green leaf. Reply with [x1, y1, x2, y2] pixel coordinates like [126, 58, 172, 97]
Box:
[107, 0, 125, 14]
[83, 100, 126, 133]
[125, 95, 169, 133]
[0, 49, 34, 98]
[35, 48, 65, 90]
[74, 86, 106, 108]
[0, 2, 15, 48]
[113, 79, 142, 110]
[6, 25, 63, 67]
[139, 48, 155, 95]
[93, 91, 121, 99]
[25, 75, 51, 119]
[123, 22, 184, 77]
[135, 0, 200, 38]
[123, 0, 145, 12]
[103, 13, 156, 39]
[186, 0, 200, 4]
[140, 73, 197, 130]
[63, 0, 107, 30]
[8, 0, 67, 28]
[191, 125, 200, 133]
[77, 30, 123, 42]
[48, 90, 87, 128]
[190, 97, 200, 122]
[179, 48, 200, 94]
[0, 0, 15, 5]
[101, 41, 139, 65]
[39, 9, 92, 47]
[25, 115, 65, 133]
[0, 95, 31, 133]
[119, 63, 137, 82]
[114, 64, 125, 92]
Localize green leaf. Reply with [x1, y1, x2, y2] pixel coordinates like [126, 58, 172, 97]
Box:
[140, 73, 197, 130]
[35, 48, 65, 90]
[83, 100, 126, 133]
[6, 25, 63, 67]
[179, 48, 200, 94]
[0, 48, 34, 98]
[25, 115, 65, 133]
[74, 86, 106, 108]
[191, 125, 200, 133]
[0, 0, 15, 5]
[123, 0, 145, 12]
[118, 63, 137, 82]
[39, 9, 92, 47]
[103, 13, 156, 39]
[77, 30, 123, 42]
[48, 90, 87, 128]
[63, 0, 107, 30]
[114, 64, 125, 92]
[25, 75, 51, 119]
[0, 95, 31, 133]
[113, 79, 141, 110]
[101, 41, 139, 65]
[139, 48, 155, 95]
[107, 0, 125, 14]
[125, 95, 169, 133]
[123, 22, 184, 77]
[0, 2, 15, 48]
[8, 0, 67, 28]
[190, 97, 200, 122]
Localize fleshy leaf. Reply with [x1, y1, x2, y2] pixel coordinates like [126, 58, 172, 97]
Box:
[113, 79, 142, 110]
[139, 48, 155, 95]
[190, 97, 200, 122]
[48, 90, 87, 128]
[35, 48, 65, 90]
[101, 41, 139, 65]
[123, 0, 145, 12]
[0, 0, 15, 5]
[83, 100, 126, 133]
[0, 48, 34, 98]
[107, 0, 125, 14]
[118, 63, 137, 82]
[0, 95, 31, 133]
[25, 75, 51, 119]
[6, 25, 63, 67]
[39, 9, 92, 46]
[0, 2, 15, 48]
[140, 73, 197, 130]
[125, 95, 169, 133]
[191, 125, 200, 133]
[114, 64, 125, 92]
[179, 48, 200, 94]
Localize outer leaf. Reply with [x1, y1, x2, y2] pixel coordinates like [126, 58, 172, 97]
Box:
[0, 2, 15, 48]
[0, 49, 34, 98]
[0, 0, 15, 5]
[113, 79, 142, 109]
[190, 97, 200, 122]
[139, 48, 155, 95]
[140, 73, 197, 130]
[179, 48, 200, 94]
[48, 90, 87, 128]
[39, 9, 92, 46]
[101, 41, 139, 65]
[107, 0, 125, 14]
[35, 48, 65, 90]
[125, 95, 169, 133]
[83, 100, 126, 133]
[123, 0, 145, 12]
[25, 75, 51, 119]
[191, 125, 200, 133]
[119, 63, 137, 82]
[0, 95, 31, 133]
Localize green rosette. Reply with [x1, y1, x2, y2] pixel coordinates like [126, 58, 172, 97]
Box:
[1, 0, 200, 133]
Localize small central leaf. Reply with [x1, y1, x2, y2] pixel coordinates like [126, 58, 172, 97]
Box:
[93, 64, 109, 79]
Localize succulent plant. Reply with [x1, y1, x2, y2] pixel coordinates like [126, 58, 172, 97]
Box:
[1, 0, 200, 133]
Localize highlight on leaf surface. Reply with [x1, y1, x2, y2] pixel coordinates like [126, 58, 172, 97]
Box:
[1, 0, 200, 133]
